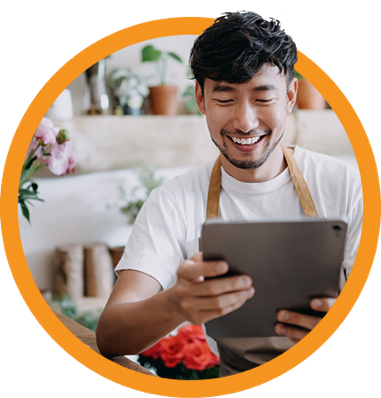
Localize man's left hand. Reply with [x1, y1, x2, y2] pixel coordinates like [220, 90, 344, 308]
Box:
[274, 298, 336, 343]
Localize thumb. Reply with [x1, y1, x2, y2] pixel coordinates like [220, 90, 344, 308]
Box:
[191, 251, 203, 262]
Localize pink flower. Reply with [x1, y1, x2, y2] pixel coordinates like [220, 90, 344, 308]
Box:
[47, 139, 76, 176]
[27, 117, 56, 158]
[65, 152, 77, 175]
[34, 117, 57, 146]
[27, 117, 77, 176]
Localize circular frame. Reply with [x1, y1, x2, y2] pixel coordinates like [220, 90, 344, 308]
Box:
[1, 16, 380, 397]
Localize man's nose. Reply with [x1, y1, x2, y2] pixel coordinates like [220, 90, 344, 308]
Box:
[231, 102, 260, 133]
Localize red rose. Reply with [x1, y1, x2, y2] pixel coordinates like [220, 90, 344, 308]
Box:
[183, 341, 214, 371]
[177, 324, 206, 343]
[141, 340, 163, 359]
[159, 335, 186, 368]
[207, 352, 220, 368]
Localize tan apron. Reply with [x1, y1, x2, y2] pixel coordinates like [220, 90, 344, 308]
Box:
[205, 144, 318, 376]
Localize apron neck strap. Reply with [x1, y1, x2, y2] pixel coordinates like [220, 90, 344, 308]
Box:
[280, 144, 318, 217]
[206, 156, 222, 219]
[206, 145, 318, 219]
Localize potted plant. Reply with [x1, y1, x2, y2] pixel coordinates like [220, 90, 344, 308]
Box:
[141, 44, 183, 115]
[108, 68, 148, 115]
[294, 70, 326, 110]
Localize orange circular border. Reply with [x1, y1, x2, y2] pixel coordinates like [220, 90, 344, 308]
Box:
[1, 17, 380, 397]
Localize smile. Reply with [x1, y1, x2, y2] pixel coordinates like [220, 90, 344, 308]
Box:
[229, 136, 263, 145]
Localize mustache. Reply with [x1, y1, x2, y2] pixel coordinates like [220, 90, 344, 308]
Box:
[220, 128, 271, 136]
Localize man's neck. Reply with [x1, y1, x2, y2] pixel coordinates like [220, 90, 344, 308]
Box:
[220, 145, 289, 183]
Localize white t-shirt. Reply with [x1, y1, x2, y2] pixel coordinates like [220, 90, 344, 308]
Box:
[115, 146, 362, 357]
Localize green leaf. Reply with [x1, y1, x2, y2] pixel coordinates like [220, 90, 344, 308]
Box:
[19, 188, 43, 202]
[20, 169, 30, 187]
[20, 156, 45, 188]
[168, 52, 182, 63]
[30, 182, 38, 193]
[19, 201, 30, 223]
[142, 45, 162, 62]
[41, 146, 51, 156]
[24, 155, 37, 170]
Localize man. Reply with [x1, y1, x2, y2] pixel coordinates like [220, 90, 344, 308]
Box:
[96, 12, 362, 376]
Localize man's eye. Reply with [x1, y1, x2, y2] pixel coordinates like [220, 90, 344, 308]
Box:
[256, 99, 273, 103]
[215, 99, 233, 103]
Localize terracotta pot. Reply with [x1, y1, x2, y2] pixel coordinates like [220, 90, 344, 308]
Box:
[149, 85, 179, 115]
[297, 79, 326, 110]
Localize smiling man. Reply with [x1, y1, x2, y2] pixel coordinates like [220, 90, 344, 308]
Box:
[96, 12, 362, 376]
[198, 66, 295, 183]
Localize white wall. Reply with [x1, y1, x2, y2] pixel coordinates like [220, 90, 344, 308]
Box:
[66, 35, 199, 115]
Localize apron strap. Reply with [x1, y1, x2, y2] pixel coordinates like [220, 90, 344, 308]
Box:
[206, 155, 222, 219]
[206, 145, 318, 219]
[280, 144, 318, 217]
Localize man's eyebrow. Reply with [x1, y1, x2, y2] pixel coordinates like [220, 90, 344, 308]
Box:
[211, 83, 278, 93]
[211, 84, 236, 93]
[252, 84, 278, 92]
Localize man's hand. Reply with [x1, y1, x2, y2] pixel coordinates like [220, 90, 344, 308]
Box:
[274, 298, 336, 343]
[171, 252, 255, 325]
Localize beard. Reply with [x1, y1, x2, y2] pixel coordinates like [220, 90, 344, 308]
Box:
[211, 128, 284, 170]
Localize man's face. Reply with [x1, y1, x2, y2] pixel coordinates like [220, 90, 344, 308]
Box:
[195, 65, 297, 174]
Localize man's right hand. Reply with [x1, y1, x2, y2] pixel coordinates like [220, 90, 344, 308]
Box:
[97, 252, 254, 357]
[170, 252, 255, 324]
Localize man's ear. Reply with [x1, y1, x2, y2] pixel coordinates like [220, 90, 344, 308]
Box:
[195, 81, 206, 115]
[286, 77, 298, 114]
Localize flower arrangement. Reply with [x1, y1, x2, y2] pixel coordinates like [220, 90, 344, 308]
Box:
[138, 324, 220, 379]
[19, 117, 76, 222]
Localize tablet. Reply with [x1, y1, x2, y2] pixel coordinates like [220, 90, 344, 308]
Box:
[201, 218, 348, 339]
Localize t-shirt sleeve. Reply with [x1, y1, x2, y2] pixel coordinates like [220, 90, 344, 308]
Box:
[114, 187, 186, 290]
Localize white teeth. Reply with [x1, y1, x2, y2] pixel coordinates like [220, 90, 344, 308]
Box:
[232, 136, 260, 145]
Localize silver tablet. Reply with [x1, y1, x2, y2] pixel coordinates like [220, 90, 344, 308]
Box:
[201, 218, 348, 339]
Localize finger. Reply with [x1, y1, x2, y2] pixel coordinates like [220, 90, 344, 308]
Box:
[190, 274, 253, 297]
[196, 287, 255, 311]
[180, 287, 254, 319]
[310, 297, 336, 312]
[177, 288, 253, 324]
[190, 255, 206, 283]
[274, 323, 309, 342]
[277, 310, 321, 331]
[178, 258, 229, 281]
[194, 289, 254, 320]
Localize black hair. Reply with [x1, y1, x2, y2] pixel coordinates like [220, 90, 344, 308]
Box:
[189, 11, 298, 90]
